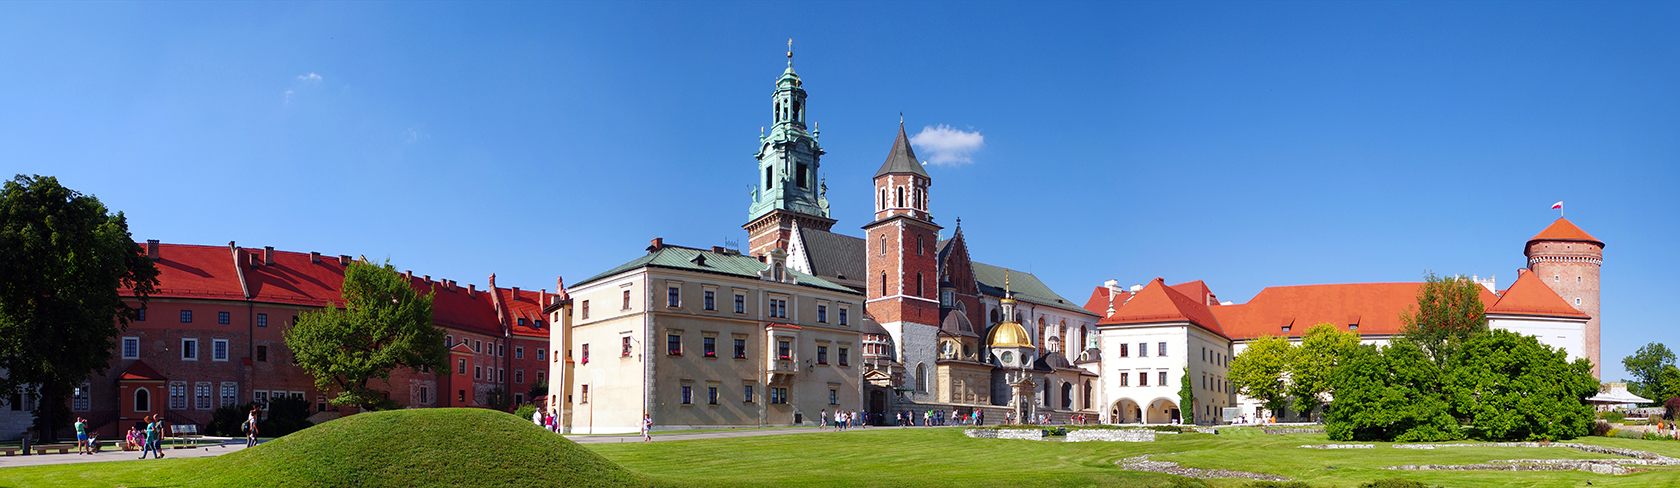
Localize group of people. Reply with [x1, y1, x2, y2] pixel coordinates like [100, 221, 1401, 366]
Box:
[889, 409, 984, 427]
[820, 409, 866, 430]
[530, 409, 563, 434]
[74, 417, 96, 455]
[123, 415, 167, 459]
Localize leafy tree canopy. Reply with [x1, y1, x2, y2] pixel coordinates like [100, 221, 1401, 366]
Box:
[1446, 329, 1597, 441]
[1399, 272, 1488, 366]
[285, 259, 448, 411]
[1230, 335, 1294, 418]
[1325, 342, 1462, 442]
[1623, 342, 1675, 401]
[0, 175, 159, 441]
[1287, 323, 1360, 418]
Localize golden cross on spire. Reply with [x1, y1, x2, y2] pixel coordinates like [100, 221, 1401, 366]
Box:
[787, 38, 793, 59]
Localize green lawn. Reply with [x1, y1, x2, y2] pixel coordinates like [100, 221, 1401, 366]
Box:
[7, 421, 1680, 487]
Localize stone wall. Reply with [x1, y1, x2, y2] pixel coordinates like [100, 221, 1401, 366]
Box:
[963, 428, 1041, 440]
[1067, 429, 1155, 442]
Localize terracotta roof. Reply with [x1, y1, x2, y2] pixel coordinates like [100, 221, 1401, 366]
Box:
[242, 247, 349, 307]
[118, 360, 165, 381]
[1212, 282, 1500, 340]
[1170, 280, 1218, 307]
[423, 277, 501, 337]
[1081, 286, 1136, 318]
[1488, 269, 1590, 319]
[494, 287, 552, 338]
[1528, 218, 1604, 247]
[1098, 278, 1225, 336]
[127, 244, 250, 302]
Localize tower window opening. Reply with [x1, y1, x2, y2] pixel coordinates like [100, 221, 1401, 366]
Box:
[881, 273, 888, 296]
[796, 163, 808, 189]
[896, 187, 905, 208]
[766, 167, 773, 191]
[917, 236, 924, 256]
[879, 189, 887, 210]
[916, 272, 924, 298]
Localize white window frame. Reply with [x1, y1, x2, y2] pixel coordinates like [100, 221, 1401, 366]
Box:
[181, 338, 199, 361]
[122, 337, 140, 359]
[220, 382, 238, 408]
[134, 386, 152, 412]
[213, 339, 229, 361]
[196, 381, 212, 410]
[168, 381, 188, 410]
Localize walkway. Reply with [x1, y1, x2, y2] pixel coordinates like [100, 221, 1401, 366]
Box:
[0, 439, 251, 468]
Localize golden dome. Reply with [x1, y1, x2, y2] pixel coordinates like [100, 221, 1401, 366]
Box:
[988, 320, 1033, 349]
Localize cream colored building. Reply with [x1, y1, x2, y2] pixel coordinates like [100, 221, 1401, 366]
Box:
[549, 241, 863, 434]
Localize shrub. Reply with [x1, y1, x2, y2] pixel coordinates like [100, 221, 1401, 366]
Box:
[1360, 479, 1431, 488]
[1604, 428, 1620, 438]
[1599, 410, 1626, 423]
[206, 402, 258, 437]
[514, 404, 537, 421]
[1613, 429, 1644, 439]
[1592, 419, 1614, 436]
[259, 396, 316, 437]
[1666, 398, 1680, 420]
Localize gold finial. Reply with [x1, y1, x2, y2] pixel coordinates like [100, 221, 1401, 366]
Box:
[1005, 271, 1011, 294]
[787, 38, 793, 59]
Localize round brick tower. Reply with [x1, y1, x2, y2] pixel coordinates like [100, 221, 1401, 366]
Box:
[1524, 217, 1603, 378]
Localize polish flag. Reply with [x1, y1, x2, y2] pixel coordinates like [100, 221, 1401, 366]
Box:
[1552, 201, 1563, 210]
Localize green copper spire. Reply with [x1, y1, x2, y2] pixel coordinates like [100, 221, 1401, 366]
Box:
[748, 41, 828, 222]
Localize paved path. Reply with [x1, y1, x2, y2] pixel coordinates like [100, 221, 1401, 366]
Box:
[567, 425, 915, 444]
[0, 440, 251, 468]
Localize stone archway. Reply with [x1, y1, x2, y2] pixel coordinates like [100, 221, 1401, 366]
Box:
[1146, 397, 1180, 424]
[1110, 398, 1141, 424]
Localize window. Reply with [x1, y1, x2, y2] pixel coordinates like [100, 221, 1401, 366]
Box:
[768, 298, 787, 318]
[1137, 343, 1147, 358]
[621, 337, 632, 356]
[704, 291, 716, 311]
[72, 383, 90, 411]
[1119, 343, 1129, 357]
[221, 382, 237, 408]
[180, 310, 192, 323]
[515, 346, 524, 359]
[318, 396, 329, 413]
[537, 348, 546, 361]
[498, 369, 504, 382]
[474, 340, 482, 353]
[734, 339, 747, 359]
[253, 390, 268, 409]
[1158, 342, 1167, 357]
[582, 344, 590, 363]
[796, 163, 808, 188]
[896, 186, 904, 207]
[1555, 275, 1560, 282]
[703, 337, 716, 357]
[537, 372, 545, 383]
[446, 335, 453, 347]
[1118, 373, 1129, 386]
[879, 236, 886, 256]
[122, 337, 139, 359]
[839, 308, 848, 326]
[419, 387, 429, 404]
[1138, 372, 1148, 387]
[817, 305, 827, 323]
[498, 344, 505, 357]
[218, 311, 230, 324]
[458, 390, 466, 403]
[817, 345, 828, 364]
[1159, 371, 1168, 386]
[838, 347, 849, 366]
[829, 389, 838, 405]
[917, 236, 924, 256]
[212, 339, 228, 361]
[916, 272, 923, 297]
[681, 386, 693, 405]
[257, 345, 268, 362]
[457, 358, 466, 374]
[182, 338, 199, 360]
[708, 386, 719, 405]
[137, 308, 146, 321]
[515, 370, 524, 384]
[1349, 324, 1358, 332]
[581, 300, 590, 319]
[1202, 347, 1207, 362]
[668, 334, 682, 356]
[475, 366, 482, 379]
[169, 382, 187, 410]
[1576, 298, 1582, 305]
[733, 294, 745, 313]
[1282, 326, 1291, 333]
[196, 382, 212, 410]
[134, 387, 151, 412]
[743, 384, 754, 403]
[771, 387, 788, 404]
[257, 313, 267, 327]
[668, 287, 680, 307]
[778, 340, 791, 360]
[622, 290, 631, 310]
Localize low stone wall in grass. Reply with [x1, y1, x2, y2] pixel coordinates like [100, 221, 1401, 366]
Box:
[1067, 429, 1155, 442]
[1264, 428, 1325, 435]
[963, 429, 1042, 440]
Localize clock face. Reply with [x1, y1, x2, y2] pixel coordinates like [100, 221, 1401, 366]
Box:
[1000, 351, 1014, 364]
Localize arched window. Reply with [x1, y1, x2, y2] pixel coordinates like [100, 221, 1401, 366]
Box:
[134, 387, 151, 412]
[880, 189, 887, 210]
[916, 363, 927, 392]
[916, 272, 923, 297]
[990, 309, 1000, 324]
[916, 236, 923, 256]
[1084, 381, 1093, 409]
[896, 187, 905, 208]
[879, 236, 886, 256]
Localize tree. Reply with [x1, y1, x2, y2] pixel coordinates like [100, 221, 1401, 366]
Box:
[528, 380, 549, 403]
[0, 175, 160, 442]
[1325, 342, 1462, 442]
[1287, 323, 1361, 420]
[1230, 335, 1294, 420]
[1179, 367, 1195, 425]
[1623, 343, 1675, 401]
[285, 259, 448, 411]
[1445, 329, 1597, 441]
[1399, 273, 1488, 366]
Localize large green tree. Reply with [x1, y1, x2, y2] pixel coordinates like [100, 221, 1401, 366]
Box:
[285, 259, 448, 411]
[0, 175, 159, 442]
[1446, 329, 1597, 441]
[1325, 342, 1462, 442]
[1399, 273, 1488, 366]
[1287, 323, 1361, 420]
[1230, 335, 1294, 419]
[1623, 342, 1675, 402]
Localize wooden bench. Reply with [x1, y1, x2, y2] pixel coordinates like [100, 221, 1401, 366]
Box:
[0, 447, 20, 456]
[168, 424, 202, 448]
[32, 444, 72, 455]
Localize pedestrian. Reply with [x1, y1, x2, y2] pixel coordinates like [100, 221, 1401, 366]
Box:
[151, 416, 166, 457]
[75, 417, 88, 455]
[642, 414, 653, 442]
[124, 424, 140, 451]
[138, 416, 155, 459]
[246, 406, 260, 448]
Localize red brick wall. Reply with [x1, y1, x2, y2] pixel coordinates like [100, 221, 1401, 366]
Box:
[864, 218, 940, 326]
[1526, 240, 1602, 377]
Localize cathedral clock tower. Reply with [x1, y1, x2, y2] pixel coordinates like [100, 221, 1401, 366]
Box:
[745, 41, 833, 257]
[864, 121, 942, 400]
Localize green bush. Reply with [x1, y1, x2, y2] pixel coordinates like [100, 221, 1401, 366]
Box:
[1614, 429, 1644, 439]
[259, 396, 316, 437]
[1599, 410, 1626, 423]
[514, 404, 537, 421]
[206, 402, 258, 437]
[1360, 479, 1431, 488]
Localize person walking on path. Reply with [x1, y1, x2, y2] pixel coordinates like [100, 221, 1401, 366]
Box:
[74, 417, 89, 455]
[138, 416, 156, 459]
[151, 416, 166, 458]
[641, 414, 653, 442]
[245, 407, 260, 448]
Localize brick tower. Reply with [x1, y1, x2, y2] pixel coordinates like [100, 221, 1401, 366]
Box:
[863, 122, 942, 399]
[1525, 217, 1604, 378]
[744, 42, 833, 257]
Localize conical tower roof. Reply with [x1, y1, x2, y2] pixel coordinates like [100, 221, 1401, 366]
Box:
[875, 124, 929, 178]
[1528, 217, 1603, 248]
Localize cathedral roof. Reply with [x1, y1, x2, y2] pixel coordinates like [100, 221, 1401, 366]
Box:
[573, 243, 859, 295]
[939, 310, 979, 338]
[1487, 269, 1591, 319]
[795, 227, 867, 292]
[874, 124, 929, 179]
[1034, 351, 1073, 371]
[1528, 217, 1603, 248]
[973, 262, 1097, 317]
[987, 319, 1033, 349]
[859, 315, 889, 337]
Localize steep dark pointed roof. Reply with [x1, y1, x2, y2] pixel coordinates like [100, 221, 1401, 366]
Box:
[1034, 351, 1073, 371]
[859, 315, 889, 336]
[875, 124, 929, 178]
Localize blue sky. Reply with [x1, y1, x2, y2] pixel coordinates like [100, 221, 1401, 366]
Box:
[3, 2, 1675, 381]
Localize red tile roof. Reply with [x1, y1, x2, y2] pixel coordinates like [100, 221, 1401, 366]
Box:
[494, 287, 551, 338]
[1098, 278, 1225, 336]
[1212, 282, 1500, 340]
[242, 247, 348, 307]
[118, 360, 166, 381]
[419, 276, 502, 337]
[1488, 269, 1590, 319]
[1528, 218, 1603, 247]
[1082, 287, 1111, 316]
[131, 244, 249, 302]
[1170, 280, 1217, 307]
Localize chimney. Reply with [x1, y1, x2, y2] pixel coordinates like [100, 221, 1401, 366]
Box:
[648, 237, 664, 252]
[512, 287, 521, 300]
[1130, 284, 1144, 293]
[469, 284, 476, 296]
[339, 255, 351, 266]
[310, 251, 321, 264]
[263, 246, 274, 266]
[713, 246, 727, 254]
[1104, 279, 1120, 316]
[423, 275, 430, 283]
[146, 240, 159, 261]
[488, 273, 497, 290]
[405, 270, 413, 281]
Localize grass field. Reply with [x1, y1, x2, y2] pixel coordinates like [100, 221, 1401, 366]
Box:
[7, 416, 1680, 487]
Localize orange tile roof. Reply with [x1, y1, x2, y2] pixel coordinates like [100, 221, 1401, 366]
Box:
[1212, 282, 1500, 340]
[494, 287, 552, 338]
[118, 360, 165, 381]
[1488, 269, 1590, 319]
[420, 276, 501, 337]
[1082, 287, 1111, 316]
[1098, 278, 1225, 336]
[1170, 280, 1217, 307]
[1528, 218, 1603, 247]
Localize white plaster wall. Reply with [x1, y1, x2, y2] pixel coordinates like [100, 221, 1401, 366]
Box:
[885, 320, 939, 403]
[1098, 324, 1188, 424]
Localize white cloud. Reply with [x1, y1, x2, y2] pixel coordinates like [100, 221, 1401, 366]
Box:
[284, 89, 294, 103]
[909, 125, 985, 165]
[404, 128, 421, 143]
[297, 72, 322, 82]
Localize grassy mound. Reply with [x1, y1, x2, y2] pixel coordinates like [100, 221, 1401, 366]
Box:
[203, 408, 651, 487]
